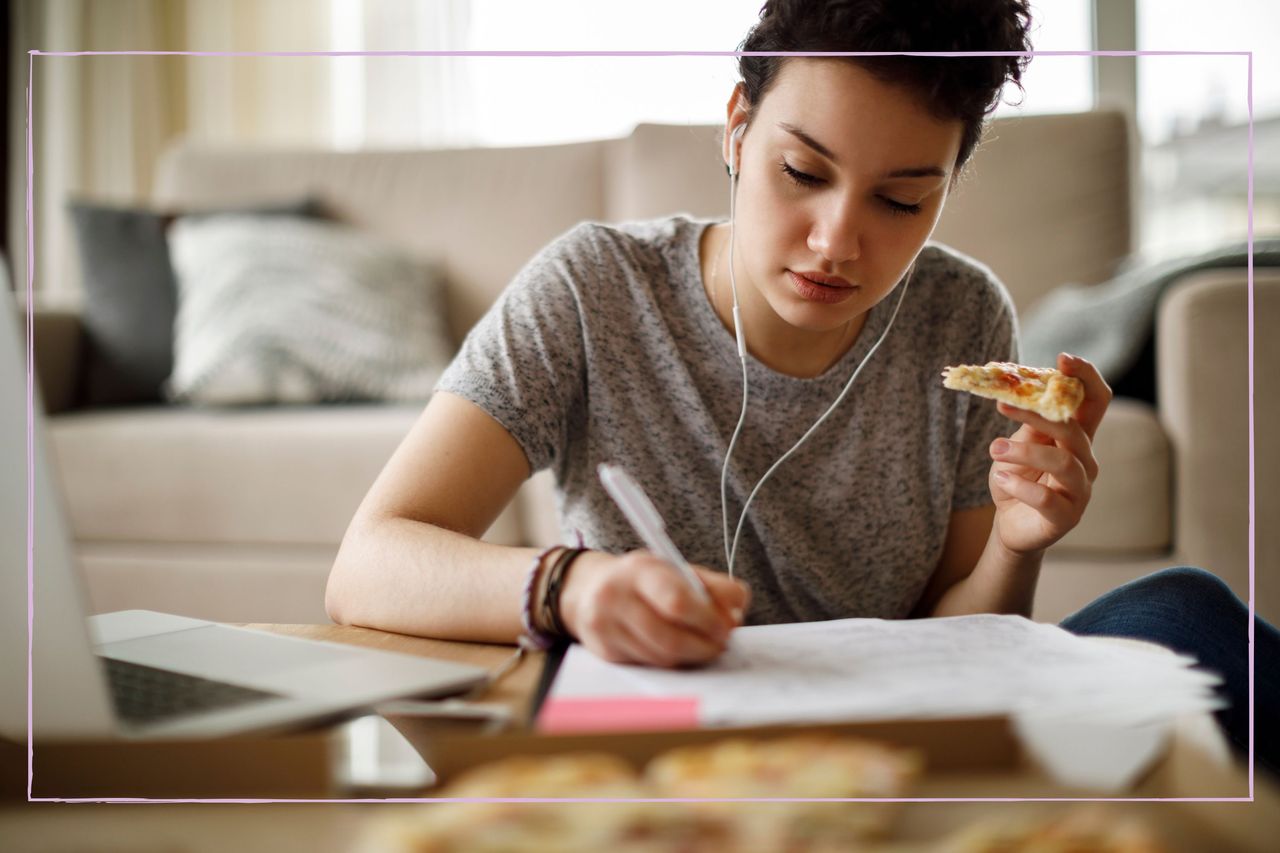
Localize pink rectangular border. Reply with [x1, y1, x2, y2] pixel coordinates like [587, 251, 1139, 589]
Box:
[22, 49, 1256, 805]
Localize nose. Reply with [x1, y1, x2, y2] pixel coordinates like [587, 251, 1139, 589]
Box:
[806, 196, 861, 265]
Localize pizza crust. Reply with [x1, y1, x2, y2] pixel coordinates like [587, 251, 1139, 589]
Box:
[941, 362, 1084, 422]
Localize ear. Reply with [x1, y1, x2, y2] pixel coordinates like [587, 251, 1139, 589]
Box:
[723, 83, 750, 175]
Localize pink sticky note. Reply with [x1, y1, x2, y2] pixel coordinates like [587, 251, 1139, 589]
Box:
[536, 696, 700, 734]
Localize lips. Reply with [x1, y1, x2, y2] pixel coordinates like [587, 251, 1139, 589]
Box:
[793, 270, 854, 288]
[786, 270, 860, 305]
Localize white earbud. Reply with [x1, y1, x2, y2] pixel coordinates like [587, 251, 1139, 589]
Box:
[726, 124, 747, 360]
[728, 124, 745, 177]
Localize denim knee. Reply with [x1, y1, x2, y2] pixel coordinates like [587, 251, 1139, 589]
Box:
[1060, 566, 1242, 639]
[1119, 566, 1237, 608]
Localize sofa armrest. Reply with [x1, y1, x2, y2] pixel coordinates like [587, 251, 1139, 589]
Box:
[1157, 267, 1279, 622]
[19, 304, 83, 414]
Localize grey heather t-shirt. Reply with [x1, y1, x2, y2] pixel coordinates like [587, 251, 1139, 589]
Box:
[436, 215, 1017, 624]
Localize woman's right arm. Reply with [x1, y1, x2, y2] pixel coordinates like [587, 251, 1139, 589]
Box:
[325, 390, 539, 642]
[325, 391, 749, 661]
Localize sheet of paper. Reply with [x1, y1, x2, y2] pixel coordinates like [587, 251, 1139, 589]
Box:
[550, 614, 1223, 728]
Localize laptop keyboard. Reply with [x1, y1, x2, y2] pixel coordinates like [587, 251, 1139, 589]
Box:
[102, 657, 283, 725]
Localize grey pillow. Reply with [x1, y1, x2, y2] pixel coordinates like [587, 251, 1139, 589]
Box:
[67, 197, 326, 407]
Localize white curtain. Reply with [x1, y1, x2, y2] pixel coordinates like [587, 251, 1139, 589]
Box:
[331, 0, 473, 149]
[8, 0, 336, 302]
[10, 0, 180, 303]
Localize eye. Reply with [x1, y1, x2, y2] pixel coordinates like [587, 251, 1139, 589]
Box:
[880, 197, 923, 217]
[781, 158, 924, 217]
[779, 160, 823, 188]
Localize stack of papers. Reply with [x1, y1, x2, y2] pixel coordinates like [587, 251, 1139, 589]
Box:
[550, 614, 1225, 728]
[549, 614, 1229, 789]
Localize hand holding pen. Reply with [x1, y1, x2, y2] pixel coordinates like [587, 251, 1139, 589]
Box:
[550, 465, 750, 668]
[598, 464, 714, 604]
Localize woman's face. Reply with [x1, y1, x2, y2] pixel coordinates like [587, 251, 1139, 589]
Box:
[725, 59, 964, 337]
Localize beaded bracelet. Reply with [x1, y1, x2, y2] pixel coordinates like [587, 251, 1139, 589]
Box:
[519, 544, 564, 651]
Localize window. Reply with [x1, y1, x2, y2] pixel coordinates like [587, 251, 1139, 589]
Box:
[329, 0, 1096, 150]
[1137, 0, 1277, 145]
[995, 0, 1093, 119]
[1135, 0, 1277, 255]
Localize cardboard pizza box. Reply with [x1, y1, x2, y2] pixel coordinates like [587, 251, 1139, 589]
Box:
[385, 713, 1277, 852]
[8, 731, 341, 800]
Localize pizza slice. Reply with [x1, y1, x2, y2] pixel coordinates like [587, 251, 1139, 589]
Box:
[645, 735, 923, 843]
[941, 361, 1084, 423]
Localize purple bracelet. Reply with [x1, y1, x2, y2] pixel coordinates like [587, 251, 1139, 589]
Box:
[519, 544, 563, 651]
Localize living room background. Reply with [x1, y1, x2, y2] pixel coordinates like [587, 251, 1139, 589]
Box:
[4, 0, 1276, 629]
[5, 0, 1276, 304]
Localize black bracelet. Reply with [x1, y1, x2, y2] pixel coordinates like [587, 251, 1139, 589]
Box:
[543, 547, 587, 638]
[537, 548, 571, 637]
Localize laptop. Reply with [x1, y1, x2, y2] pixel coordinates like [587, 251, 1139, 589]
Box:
[1, 299, 487, 741]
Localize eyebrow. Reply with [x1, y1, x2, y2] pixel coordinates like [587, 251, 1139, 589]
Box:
[777, 122, 948, 179]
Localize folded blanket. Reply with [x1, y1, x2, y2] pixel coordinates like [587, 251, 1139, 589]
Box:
[1020, 238, 1280, 403]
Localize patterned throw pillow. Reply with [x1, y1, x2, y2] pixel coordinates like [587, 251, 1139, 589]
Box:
[166, 215, 453, 405]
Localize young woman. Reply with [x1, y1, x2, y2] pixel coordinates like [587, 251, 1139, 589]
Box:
[326, 0, 1275, 772]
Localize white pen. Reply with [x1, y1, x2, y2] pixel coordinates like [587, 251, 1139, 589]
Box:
[597, 463, 712, 604]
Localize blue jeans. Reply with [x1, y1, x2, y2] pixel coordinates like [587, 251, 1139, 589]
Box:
[1060, 567, 1278, 776]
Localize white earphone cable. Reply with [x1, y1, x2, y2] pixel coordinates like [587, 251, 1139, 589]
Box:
[720, 144, 750, 570]
[717, 126, 912, 579]
[725, 271, 910, 576]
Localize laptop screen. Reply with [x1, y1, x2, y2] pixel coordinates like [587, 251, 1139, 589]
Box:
[2, 298, 118, 741]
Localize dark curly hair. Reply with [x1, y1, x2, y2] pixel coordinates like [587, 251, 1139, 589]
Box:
[737, 0, 1033, 173]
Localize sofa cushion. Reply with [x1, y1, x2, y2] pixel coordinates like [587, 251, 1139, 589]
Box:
[931, 111, 1132, 314]
[50, 404, 530, 549]
[78, 541, 338, 623]
[604, 123, 726, 223]
[51, 405, 422, 545]
[1054, 397, 1170, 553]
[166, 215, 452, 405]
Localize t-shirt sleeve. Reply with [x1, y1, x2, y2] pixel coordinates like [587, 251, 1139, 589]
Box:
[950, 280, 1020, 510]
[434, 224, 594, 473]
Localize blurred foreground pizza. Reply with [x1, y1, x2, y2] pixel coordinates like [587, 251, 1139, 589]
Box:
[354, 738, 1168, 852]
[355, 737, 918, 852]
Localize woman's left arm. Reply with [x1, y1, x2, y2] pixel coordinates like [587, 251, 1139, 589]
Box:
[913, 354, 1113, 618]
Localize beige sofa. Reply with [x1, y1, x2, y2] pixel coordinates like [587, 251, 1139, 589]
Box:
[27, 111, 1277, 626]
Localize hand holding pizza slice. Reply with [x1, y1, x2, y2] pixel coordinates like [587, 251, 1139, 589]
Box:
[943, 354, 1112, 556]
